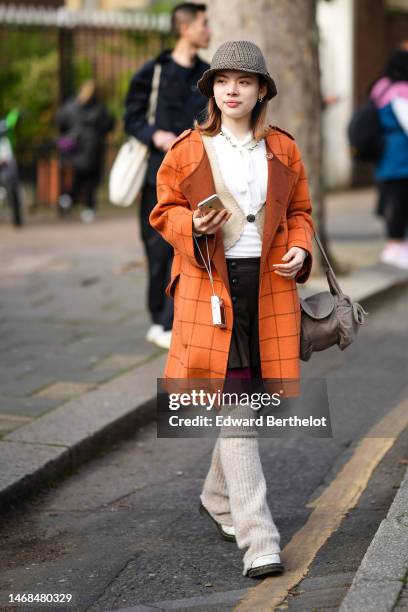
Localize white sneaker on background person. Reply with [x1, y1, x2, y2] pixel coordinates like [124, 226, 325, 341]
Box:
[380, 242, 408, 269]
[58, 193, 72, 210]
[145, 325, 172, 349]
[154, 329, 172, 349]
[80, 208, 96, 224]
[146, 324, 164, 343]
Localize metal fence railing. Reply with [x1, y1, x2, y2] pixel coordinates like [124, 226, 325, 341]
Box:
[0, 5, 173, 213]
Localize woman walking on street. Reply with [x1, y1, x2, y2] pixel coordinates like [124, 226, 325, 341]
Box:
[150, 41, 314, 578]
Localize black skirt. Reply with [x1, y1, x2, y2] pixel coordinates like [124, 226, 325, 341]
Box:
[226, 257, 261, 370]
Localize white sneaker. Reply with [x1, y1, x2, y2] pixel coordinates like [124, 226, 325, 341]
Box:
[58, 193, 72, 210]
[380, 243, 408, 269]
[199, 501, 236, 542]
[145, 324, 164, 343]
[221, 524, 236, 537]
[80, 208, 96, 224]
[247, 553, 284, 578]
[153, 329, 172, 350]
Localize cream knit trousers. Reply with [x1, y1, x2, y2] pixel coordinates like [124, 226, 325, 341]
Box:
[200, 434, 281, 575]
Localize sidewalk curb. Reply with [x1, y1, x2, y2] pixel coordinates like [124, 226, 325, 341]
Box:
[0, 354, 167, 512]
[1, 264, 408, 514]
[339, 467, 408, 612]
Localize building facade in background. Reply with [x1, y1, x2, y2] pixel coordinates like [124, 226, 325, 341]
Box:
[65, 0, 150, 9]
[318, 0, 408, 188]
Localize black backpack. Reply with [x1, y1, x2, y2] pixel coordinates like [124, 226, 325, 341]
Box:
[347, 99, 384, 163]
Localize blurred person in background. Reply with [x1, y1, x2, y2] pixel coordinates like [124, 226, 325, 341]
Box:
[370, 47, 408, 269]
[0, 107, 23, 227]
[56, 80, 115, 224]
[124, 2, 210, 349]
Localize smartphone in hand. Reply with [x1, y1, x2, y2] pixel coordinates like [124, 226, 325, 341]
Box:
[197, 194, 226, 215]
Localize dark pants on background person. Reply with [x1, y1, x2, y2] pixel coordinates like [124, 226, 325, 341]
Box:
[0, 158, 22, 226]
[70, 169, 99, 210]
[141, 182, 174, 331]
[378, 179, 408, 238]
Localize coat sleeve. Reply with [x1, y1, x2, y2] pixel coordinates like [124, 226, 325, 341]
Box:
[287, 141, 315, 284]
[149, 145, 216, 269]
[124, 61, 157, 146]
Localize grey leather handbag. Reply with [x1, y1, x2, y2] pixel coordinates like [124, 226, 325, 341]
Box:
[300, 234, 368, 362]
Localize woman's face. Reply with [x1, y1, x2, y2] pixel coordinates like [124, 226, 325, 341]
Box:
[213, 70, 266, 120]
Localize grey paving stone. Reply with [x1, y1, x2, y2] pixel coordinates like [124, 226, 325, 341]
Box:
[6, 305, 62, 320]
[340, 580, 403, 611]
[0, 396, 61, 418]
[34, 381, 96, 400]
[0, 364, 35, 383]
[63, 369, 119, 384]
[0, 373, 55, 397]
[62, 336, 128, 355]
[64, 336, 155, 362]
[31, 365, 114, 385]
[93, 354, 146, 371]
[2, 334, 75, 354]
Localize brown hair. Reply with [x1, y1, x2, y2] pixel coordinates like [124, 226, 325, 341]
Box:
[195, 75, 270, 141]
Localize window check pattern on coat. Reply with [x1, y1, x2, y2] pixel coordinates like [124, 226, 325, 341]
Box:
[149, 126, 315, 387]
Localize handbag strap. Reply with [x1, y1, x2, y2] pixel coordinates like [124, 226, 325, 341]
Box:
[313, 231, 344, 297]
[147, 63, 162, 126]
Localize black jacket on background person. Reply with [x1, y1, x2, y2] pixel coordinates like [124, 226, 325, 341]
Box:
[124, 49, 209, 186]
[56, 96, 115, 177]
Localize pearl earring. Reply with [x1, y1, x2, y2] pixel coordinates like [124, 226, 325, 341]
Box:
[258, 96, 263, 102]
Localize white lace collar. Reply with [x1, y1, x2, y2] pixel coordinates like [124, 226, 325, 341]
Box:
[220, 123, 253, 148]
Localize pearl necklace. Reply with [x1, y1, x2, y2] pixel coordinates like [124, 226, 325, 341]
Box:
[219, 130, 259, 151]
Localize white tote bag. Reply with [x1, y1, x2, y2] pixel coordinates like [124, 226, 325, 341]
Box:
[109, 63, 162, 207]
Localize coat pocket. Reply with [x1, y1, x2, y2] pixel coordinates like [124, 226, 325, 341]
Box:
[165, 254, 181, 298]
[274, 219, 289, 247]
[165, 273, 180, 299]
[178, 274, 195, 347]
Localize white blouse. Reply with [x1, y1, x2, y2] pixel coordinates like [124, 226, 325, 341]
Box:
[212, 123, 268, 258]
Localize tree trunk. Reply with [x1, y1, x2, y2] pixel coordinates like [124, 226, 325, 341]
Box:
[206, 0, 330, 271]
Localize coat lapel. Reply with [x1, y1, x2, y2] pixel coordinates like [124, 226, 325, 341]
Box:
[260, 138, 298, 278]
[179, 142, 230, 293]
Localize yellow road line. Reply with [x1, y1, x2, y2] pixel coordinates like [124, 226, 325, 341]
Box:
[235, 394, 408, 612]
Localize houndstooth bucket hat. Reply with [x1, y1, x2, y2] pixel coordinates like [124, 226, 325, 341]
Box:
[197, 40, 277, 100]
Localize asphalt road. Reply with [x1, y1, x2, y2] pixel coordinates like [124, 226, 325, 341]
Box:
[0, 284, 407, 612]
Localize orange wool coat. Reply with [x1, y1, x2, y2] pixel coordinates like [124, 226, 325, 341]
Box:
[149, 126, 315, 388]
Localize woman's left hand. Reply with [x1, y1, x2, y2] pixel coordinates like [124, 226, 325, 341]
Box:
[273, 247, 308, 278]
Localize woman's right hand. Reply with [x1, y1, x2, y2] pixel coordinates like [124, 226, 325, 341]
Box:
[192, 208, 231, 235]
